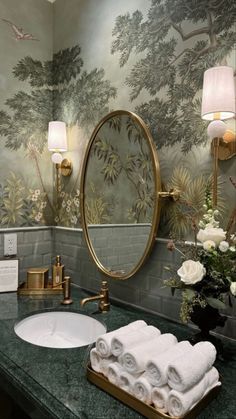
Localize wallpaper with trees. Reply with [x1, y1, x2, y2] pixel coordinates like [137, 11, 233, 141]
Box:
[0, 0, 235, 236]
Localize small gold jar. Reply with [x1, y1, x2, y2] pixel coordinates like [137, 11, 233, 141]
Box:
[27, 267, 49, 289]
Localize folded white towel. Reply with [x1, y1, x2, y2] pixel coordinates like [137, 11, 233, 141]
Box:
[111, 325, 161, 357]
[146, 341, 192, 386]
[167, 367, 220, 417]
[122, 333, 178, 374]
[132, 374, 153, 405]
[119, 370, 141, 394]
[96, 320, 147, 357]
[151, 385, 171, 413]
[90, 348, 116, 375]
[107, 362, 124, 385]
[167, 341, 216, 392]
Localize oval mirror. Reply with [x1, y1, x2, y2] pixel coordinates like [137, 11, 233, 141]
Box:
[80, 110, 161, 280]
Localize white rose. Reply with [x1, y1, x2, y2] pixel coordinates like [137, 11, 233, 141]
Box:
[197, 227, 226, 246]
[177, 260, 206, 285]
[203, 240, 216, 251]
[230, 282, 236, 296]
[219, 241, 229, 252]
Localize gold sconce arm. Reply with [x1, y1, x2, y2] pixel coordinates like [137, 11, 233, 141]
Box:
[158, 189, 180, 201]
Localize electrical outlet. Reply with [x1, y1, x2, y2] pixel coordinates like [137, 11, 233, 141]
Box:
[4, 233, 17, 256]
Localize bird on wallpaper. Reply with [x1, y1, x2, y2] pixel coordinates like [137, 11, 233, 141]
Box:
[1, 18, 39, 41]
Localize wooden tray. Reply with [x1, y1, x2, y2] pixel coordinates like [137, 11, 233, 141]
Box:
[87, 365, 221, 419]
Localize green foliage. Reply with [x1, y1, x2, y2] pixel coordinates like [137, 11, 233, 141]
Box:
[0, 172, 24, 226]
[90, 118, 155, 223]
[13, 56, 53, 87]
[54, 67, 117, 127]
[84, 182, 113, 225]
[55, 189, 80, 228]
[162, 166, 225, 237]
[53, 45, 83, 85]
[1, 89, 52, 152]
[0, 173, 50, 227]
[111, 0, 235, 151]
[165, 199, 236, 323]
[0, 44, 116, 155]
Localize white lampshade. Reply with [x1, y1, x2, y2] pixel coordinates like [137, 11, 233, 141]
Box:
[48, 121, 67, 152]
[201, 66, 235, 121]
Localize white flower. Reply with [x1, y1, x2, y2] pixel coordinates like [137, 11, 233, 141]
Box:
[35, 189, 40, 196]
[219, 241, 229, 252]
[230, 282, 236, 296]
[197, 227, 226, 246]
[177, 260, 206, 285]
[74, 197, 80, 207]
[35, 212, 42, 222]
[71, 215, 78, 224]
[229, 246, 236, 252]
[203, 240, 216, 251]
[31, 194, 38, 202]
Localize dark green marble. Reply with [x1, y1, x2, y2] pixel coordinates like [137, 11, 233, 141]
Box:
[0, 290, 235, 419]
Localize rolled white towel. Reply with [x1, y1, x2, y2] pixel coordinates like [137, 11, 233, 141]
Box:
[96, 320, 147, 358]
[132, 374, 153, 405]
[151, 385, 171, 413]
[119, 370, 141, 394]
[111, 325, 161, 357]
[107, 362, 124, 385]
[146, 341, 192, 386]
[203, 367, 221, 395]
[90, 348, 116, 375]
[167, 367, 220, 417]
[167, 341, 216, 392]
[122, 333, 178, 374]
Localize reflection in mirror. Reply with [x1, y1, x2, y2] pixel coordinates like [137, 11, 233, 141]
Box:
[81, 110, 161, 280]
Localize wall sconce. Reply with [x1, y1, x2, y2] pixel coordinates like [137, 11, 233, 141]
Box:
[48, 121, 72, 176]
[201, 66, 235, 207]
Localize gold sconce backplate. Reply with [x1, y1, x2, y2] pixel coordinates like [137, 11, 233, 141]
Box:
[61, 158, 73, 176]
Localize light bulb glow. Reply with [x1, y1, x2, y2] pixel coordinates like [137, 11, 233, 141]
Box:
[207, 120, 227, 139]
[51, 152, 63, 164]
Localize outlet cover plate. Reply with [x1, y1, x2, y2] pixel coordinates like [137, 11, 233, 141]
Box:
[4, 233, 17, 256]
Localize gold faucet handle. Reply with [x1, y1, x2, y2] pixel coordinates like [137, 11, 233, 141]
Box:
[99, 280, 110, 312]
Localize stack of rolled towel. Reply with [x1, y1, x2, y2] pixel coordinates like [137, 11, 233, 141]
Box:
[90, 321, 221, 418]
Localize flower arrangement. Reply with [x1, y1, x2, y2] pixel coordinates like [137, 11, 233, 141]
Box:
[164, 194, 236, 325]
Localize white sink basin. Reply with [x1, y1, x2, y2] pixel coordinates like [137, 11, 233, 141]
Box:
[14, 311, 106, 349]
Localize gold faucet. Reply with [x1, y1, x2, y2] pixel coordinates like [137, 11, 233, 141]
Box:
[80, 281, 110, 312]
[53, 276, 73, 305]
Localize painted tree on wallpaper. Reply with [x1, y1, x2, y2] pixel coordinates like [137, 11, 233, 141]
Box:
[0, 54, 53, 226]
[111, 0, 235, 152]
[111, 0, 235, 235]
[0, 45, 116, 227]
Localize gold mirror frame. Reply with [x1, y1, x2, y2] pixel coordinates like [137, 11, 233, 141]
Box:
[80, 110, 162, 280]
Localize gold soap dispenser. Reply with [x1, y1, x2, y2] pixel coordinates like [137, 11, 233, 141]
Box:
[52, 255, 64, 288]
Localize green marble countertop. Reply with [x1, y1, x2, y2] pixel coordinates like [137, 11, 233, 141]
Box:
[0, 289, 235, 419]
